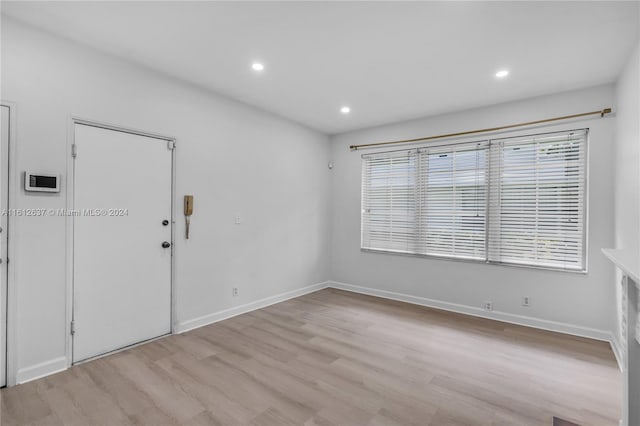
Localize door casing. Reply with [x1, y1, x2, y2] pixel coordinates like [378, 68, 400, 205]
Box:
[1, 102, 17, 387]
[66, 117, 177, 366]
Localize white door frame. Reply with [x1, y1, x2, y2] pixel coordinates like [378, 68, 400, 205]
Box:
[2, 102, 18, 387]
[66, 117, 177, 366]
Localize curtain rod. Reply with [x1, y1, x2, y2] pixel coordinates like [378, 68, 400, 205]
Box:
[349, 108, 612, 151]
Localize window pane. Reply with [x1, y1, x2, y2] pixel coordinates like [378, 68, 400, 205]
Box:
[487, 130, 587, 271]
[361, 151, 418, 253]
[418, 143, 488, 260]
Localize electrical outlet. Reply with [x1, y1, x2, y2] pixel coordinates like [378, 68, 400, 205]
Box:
[232, 287, 239, 297]
[484, 301, 493, 311]
[235, 215, 241, 224]
[522, 296, 531, 307]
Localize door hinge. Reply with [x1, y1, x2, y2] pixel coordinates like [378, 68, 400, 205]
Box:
[167, 140, 175, 150]
[70, 320, 75, 335]
[71, 144, 77, 158]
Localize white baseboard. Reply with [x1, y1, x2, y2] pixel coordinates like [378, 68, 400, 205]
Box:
[12, 280, 615, 386]
[175, 281, 330, 333]
[327, 281, 612, 342]
[12, 282, 330, 386]
[16, 356, 67, 384]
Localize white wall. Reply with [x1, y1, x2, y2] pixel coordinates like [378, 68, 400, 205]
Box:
[330, 85, 616, 337]
[613, 42, 640, 426]
[614, 43, 640, 257]
[1, 18, 331, 381]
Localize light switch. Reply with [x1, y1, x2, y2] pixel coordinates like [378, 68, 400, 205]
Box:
[235, 215, 241, 224]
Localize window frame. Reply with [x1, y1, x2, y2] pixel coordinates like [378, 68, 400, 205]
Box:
[360, 128, 589, 274]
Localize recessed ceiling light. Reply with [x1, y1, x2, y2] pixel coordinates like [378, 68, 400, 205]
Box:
[340, 106, 351, 114]
[252, 62, 264, 71]
[495, 69, 509, 78]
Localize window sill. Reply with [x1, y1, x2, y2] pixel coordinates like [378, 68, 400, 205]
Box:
[360, 248, 588, 274]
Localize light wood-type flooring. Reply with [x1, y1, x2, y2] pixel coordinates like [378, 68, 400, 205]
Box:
[0, 288, 621, 426]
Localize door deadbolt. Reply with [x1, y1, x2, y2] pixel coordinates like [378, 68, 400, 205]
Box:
[161, 241, 171, 248]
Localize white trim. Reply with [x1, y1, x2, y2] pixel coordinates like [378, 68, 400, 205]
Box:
[170, 139, 177, 334]
[15, 282, 330, 384]
[327, 281, 611, 341]
[0, 106, 8, 388]
[602, 248, 640, 284]
[2, 101, 18, 387]
[64, 117, 74, 370]
[12, 280, 618, 384]
[175, 281, 330, 333]
[610, 334, 625, 372]
[16, 356, 67, 384]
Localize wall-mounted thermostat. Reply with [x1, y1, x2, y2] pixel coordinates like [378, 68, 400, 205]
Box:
[24, 172, 60, 193]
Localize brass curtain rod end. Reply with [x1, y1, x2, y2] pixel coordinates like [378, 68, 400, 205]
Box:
[350, 145, 357, 150]
[601, 107, 612, 117]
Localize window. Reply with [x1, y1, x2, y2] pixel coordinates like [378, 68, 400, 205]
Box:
[361, 129, 588, 272]
[418, 142, 488, 260]
[361, 150, 418, 253]
[487, 131, 587, 270]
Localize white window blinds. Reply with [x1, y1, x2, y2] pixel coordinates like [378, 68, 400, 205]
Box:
[361, 141, 488, 260]
[361, 150, 418, 253]
[418, 142, 488, 260]
[487, 130, 587, 271]
[361, 129, 588, 272]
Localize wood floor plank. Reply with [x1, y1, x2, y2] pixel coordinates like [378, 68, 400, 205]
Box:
[109, 353, 205, 422]
[1, 288, 621, 426]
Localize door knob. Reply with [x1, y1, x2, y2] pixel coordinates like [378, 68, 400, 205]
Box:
[161, 241, 171, 248]
[162, 220, 169, 226]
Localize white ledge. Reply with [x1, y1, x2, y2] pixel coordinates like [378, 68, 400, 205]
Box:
[602, 248, 640, 284]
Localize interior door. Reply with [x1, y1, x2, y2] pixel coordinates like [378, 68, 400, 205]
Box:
[0, 106, 9, 386]
[73, 123, 173, 363]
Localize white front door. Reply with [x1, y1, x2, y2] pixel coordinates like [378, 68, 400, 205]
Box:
[73, 123, 173, 363]
[0, 106, 9, 386]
